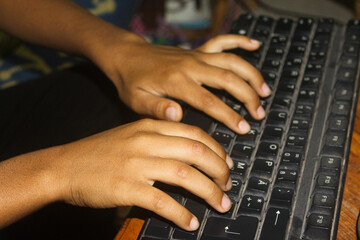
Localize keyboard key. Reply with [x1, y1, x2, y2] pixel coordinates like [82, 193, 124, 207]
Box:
[260, 208, 290, 240]
[290, 118, 310, 131]
[172, 228, 198, 240]
[272, 96, 292, 110]
[334, 83, 353, 101]
[328, 115, 349, 131]
[270, 36, 288, 47]
[267, 111, 287, 125]
[236, 129, 257, 144]
[261, 126, 283, 142]
[247, 177, 269, 192]
[308, 213, 332, 228]
[239, 195, 264, 213]
[277, 169, 298, 183]
[298, 89, 317, 105]
[340, 55, 358, 68]
[313, 193, 336, 208]
[320, 157, 341, 170]
[252, 159, 274, 174]
[184, 197, 207, 225]
[202, 216, 258, 240]
[230, 160, 248, 176]
[282, 151, 303, 164]
[270, 187, 294, 207]
[286, 134, 307, 148]
[331, 101, 351, 115]
[144, 217, 172, 239]
[212, 131, 232, 149]
[303, 227, 330, 240]
[227, 179, 242, 195]
[231, 143, 253, 160]
[256, 142, 279, 159]
[337, 67, 356, 82]
[231, 13, 254, 35]
[317, 174, 339, 189]
[274, 18, 293, 34]
[324, 131, 346, 148]
[301, 76, 320, 90]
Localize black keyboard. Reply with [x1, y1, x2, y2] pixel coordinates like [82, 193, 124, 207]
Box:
[138, 13, 360, 240]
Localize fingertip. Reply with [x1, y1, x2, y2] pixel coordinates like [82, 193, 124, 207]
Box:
[221, 194, 232, 212]
[165, 105, 182, 122]
[189, 216, 200, 230]
[257, 106, 266, 119]
[226, 154, 234, 169]
[261, 83, 272, 96]
[250, 39, 261, 46]
[238, 120, 251, 134]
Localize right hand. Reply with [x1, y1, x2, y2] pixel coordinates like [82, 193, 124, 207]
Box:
[52, 119, 234, 231]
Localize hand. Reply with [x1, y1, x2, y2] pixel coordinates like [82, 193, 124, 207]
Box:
[92, 33, 271, 135]
[52, 119, 234, 231]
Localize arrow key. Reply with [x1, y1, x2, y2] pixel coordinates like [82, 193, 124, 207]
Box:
[260, 208, 290, 240]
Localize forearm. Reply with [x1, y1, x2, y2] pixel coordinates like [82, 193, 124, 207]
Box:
[0, 147, 61, 228]
[0, 0, 139, 59]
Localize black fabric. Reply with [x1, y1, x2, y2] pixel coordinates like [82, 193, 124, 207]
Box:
[0, 64, 139, 239]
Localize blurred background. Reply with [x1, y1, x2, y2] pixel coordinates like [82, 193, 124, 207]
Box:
[0, 0, 358, 89]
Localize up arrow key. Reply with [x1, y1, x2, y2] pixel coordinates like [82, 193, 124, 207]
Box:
[260, 208, 290, 240]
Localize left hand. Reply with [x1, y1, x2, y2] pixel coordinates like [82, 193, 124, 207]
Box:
[91, 33, 271, 135]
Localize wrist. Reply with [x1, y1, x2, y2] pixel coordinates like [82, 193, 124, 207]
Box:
[81, 24, 147, 88]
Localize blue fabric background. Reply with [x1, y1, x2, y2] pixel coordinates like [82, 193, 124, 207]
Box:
[0, 0, 141, 89]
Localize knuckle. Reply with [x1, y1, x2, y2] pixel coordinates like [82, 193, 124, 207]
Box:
[199, 92, 216, 108]
[191, 141, 206, 156]
[151, 192, 167, 212]
[188, 125, 205, 139]
[175, 164, 192, 179]
[222, 70, 236, 84]
[167, 70, 184, 85]
[138, 118, 155, 129]
[130, 131, 153, 146]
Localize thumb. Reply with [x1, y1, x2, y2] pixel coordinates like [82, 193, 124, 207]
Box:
[135, 92, 183, 122]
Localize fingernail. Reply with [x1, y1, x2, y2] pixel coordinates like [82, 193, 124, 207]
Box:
[189, 217, 199, 230]
[226, 177, 232, 190]
[238, 120, 250, 133]
[222, 194, 232, 211]
[257, 106, 266, 119]
[165, 107, 177, 121]
[251, 39, 261, 45]
[262, 83, 272, 96]
[226, 154, 234, 169]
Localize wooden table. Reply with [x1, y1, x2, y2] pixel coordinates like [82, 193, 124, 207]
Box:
[115, 96, 360, 240]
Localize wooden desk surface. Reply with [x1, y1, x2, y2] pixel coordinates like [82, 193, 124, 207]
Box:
[115, 96, 360, 240]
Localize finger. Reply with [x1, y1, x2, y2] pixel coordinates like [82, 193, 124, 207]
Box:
[197, 34, 261, 53]
[135, 133, 231, 189]
[201, 52, 272, 98]
[130, 91, 183, 122]
[186, 62, 266, 121]
[143, 158, 232, 213]
[130, 183, 200, 231]
[137, 120, 229, 163]
[164, 73, 258, 133]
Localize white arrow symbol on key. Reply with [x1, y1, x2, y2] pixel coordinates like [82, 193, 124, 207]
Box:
[274, 210, 281, 226]
[224, 226, 241, 235]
